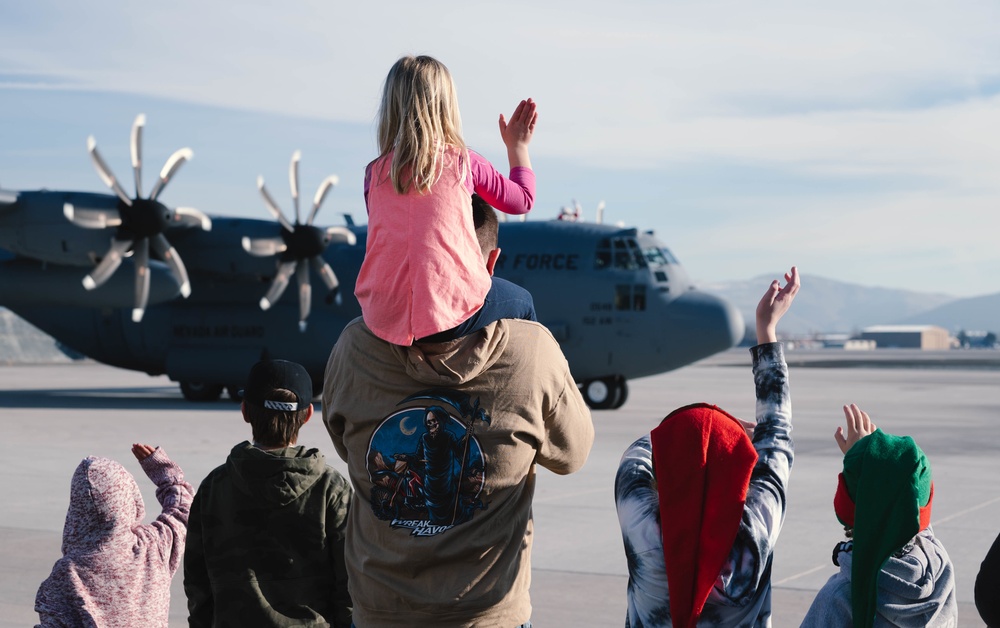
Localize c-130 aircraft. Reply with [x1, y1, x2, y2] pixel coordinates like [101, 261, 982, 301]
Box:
[0, 115, 744, 410]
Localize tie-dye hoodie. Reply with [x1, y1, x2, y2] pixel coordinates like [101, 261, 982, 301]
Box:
[35, 448, 194, 628]
[615, 342, 792, 627]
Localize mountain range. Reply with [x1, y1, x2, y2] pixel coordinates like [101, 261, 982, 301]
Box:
[701, 274, 999, 336]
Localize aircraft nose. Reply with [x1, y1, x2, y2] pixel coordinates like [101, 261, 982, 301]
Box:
[667, 289, 745, 357]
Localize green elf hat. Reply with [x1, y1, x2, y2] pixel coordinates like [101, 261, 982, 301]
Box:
[832, 429, 933, 628]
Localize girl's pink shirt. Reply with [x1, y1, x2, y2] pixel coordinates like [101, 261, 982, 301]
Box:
[356, 148, 535, 345]
[363, 149, 535, 216]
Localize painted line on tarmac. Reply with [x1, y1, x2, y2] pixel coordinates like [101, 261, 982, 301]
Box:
[774, 495, 1000, 588]
[933, 495, 1000, 526]
[773, 564, 827, 586]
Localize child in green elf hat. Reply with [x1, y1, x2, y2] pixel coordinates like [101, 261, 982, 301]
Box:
[801, 404, 957, 628]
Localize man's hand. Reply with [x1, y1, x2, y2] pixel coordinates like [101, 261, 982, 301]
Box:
[131, 443, 155, 461]
[499, 98, 538, 169]
[756, 266, 800, 344]
[834, 403, 877, 455]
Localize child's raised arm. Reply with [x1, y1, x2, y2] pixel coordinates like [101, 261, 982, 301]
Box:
[499, 98, 538, 170]
[755, 266, 799, 344]
[834, 403, 877, 455]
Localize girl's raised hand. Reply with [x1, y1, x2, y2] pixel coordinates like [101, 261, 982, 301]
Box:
[499, 98, 538, 152]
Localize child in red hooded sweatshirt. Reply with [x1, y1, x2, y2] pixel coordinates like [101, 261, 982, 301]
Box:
[35, 444, 194, 627]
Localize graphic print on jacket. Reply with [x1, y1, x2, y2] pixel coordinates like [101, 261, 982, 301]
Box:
[366, 388, 490, 536]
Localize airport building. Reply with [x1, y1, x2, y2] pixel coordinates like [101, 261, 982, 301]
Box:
[859, 324, 951, 349]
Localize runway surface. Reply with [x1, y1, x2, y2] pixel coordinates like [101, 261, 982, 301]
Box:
[2, 349, 998, 626]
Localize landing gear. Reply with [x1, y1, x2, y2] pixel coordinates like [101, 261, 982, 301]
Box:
[179, 381, 224, 402]
[581, 376, 628, 410]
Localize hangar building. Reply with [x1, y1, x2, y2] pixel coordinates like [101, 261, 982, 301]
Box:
[859, 325, 951, 350]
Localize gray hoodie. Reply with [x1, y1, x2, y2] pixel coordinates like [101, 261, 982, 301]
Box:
[800, 528, 957, 627]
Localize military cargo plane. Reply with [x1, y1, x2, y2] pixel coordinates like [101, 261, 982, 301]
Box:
[0, 116, 744, 410]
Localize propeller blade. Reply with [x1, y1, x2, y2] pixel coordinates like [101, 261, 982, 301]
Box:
[151, 233, 192, 298]
[324, 225, 357, 245]
[596, 200, 606, 224]
[63, 203, 123, 229]
[257, 176, 295, 233]
[290, 150, 301, 225]
[297, 261, 311, 332]
[87, 136, 133, 206]
[131, 114, 146, 198]
[307, 175, 339, 225]
[149, 147, 193, 200]
[259, 261, 296, 310]
[241, 236, 287, 257]
[172, 206, 213, 231]
[310, 256, 339, 291]
[83, 237, 133, 290]
[132, 238, 150, 322]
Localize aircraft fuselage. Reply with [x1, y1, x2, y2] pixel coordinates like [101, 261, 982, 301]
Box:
[0, 189, 744, 408]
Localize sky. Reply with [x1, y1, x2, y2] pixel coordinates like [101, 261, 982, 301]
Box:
[1, 0, 999, 297]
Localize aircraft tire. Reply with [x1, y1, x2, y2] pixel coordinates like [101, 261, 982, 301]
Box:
[180, 381, 224, 402]
[611, 377, 629, 409]
[582, 378, 615, 410]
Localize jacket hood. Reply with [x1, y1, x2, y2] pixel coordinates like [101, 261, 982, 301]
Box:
[62, 456, 144, 555]
[227, 442, 326, 507]
[878, 531, 951, 604]
[836, 530, 955, 627]
[390, 320, 510, 386]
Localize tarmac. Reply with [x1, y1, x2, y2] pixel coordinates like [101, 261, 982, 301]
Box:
[1, 348, 998, 627]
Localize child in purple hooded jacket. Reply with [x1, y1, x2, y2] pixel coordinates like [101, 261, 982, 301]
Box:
[35, 444, 194, 628]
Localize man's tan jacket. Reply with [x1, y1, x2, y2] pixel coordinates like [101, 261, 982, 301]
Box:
[323, 318, 594, 627]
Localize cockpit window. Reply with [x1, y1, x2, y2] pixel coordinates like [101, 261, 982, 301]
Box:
[595, 238, 611, 269]
[612, 238, 634, 270]
[612, 237, 646, 270]
[615, 284, 631, 310]
[633, 284, 646, 310]
[615, 284, 647, 311]
[644, 247, 680, 267]
[596, 236, 650, 271]
[644, 247, 668, 267]
[626, 239, 647, 268]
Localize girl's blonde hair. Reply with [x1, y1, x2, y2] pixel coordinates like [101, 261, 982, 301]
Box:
[377, 55, 467, 195]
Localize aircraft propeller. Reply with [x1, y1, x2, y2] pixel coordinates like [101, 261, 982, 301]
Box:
[63, 114, 211, 322]
[243, 151, 356, 332]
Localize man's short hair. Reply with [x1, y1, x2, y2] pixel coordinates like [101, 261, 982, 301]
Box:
[472, 194, 499, 258]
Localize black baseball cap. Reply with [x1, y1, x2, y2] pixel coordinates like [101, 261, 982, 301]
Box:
[240, 359, 312, 411]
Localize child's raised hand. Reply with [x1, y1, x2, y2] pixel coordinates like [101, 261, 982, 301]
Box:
[499, 99, 538, 167]
[755, 266, 799, 344]
[834, 404, 877, 455]
[132, 443, 156, 461]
